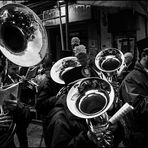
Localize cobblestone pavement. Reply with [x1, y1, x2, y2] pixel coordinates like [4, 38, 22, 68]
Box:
[14, 121, 45, 147]
[14, 121, 124, 148]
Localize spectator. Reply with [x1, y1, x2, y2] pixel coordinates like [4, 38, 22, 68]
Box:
[117, 52, 134, 83]
[71, 37, 80, 53]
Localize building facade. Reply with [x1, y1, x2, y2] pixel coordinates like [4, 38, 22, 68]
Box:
[42, 2, 148, 63]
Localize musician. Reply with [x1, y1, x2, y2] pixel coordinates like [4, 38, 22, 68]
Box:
[0, 61, 33, 148]
[36, 50, 124, 148]
[36, 54, 98, 148]
[119, 38, 148, 147]
[35, 60, 63, 116]
[3, 94, 33, 148]
[62, 52, 99, 85]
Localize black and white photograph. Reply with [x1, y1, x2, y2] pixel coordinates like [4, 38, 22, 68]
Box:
[0, 0, 148, 147]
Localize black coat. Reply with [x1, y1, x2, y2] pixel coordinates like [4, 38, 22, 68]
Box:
[42, 94, 97, 148]
[119, 61, 148, 147]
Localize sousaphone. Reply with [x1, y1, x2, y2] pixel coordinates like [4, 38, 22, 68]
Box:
[0, 3, 48, 67]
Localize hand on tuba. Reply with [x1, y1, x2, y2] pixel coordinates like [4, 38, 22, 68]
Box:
[86, 114, 114, 147]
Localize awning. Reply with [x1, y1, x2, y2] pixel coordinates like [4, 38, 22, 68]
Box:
[76, 1, 148, 15]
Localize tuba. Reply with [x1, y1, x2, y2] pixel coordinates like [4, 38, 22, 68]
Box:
[0, 3, 48, 67]
[50, 56, 81, 85]
[66, 77, 115, 147]
[66, 77, 133, 147]
[0, 3, 48, 146]
[95, 48, 124, 83]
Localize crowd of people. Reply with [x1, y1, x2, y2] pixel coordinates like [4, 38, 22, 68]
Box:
[0, 36, 148, 148]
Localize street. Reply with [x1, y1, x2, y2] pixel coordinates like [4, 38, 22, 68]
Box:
[14, 121, 45, 147]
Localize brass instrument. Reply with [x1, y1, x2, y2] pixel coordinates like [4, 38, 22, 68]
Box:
[95, 48, 125, 106]
[95, 48, 125, 83]
[66, 77, 133, 147]
[0, 3, 48, 146]
[66, 77, 115, 147]
[0, 3, 48, 67]
[50, 56, 81, 84]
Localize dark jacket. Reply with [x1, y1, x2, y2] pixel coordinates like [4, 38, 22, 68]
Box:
[0, 74, 33, 148]
[37, 83, 123, 148]
[42, 93, 97, 148]
[36, 75, 63, 116]
[119, 61, 148, 147]
[0, 101, 33, 148]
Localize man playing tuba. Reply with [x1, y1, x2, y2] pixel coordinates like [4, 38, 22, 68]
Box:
[36, 46, 125, 148]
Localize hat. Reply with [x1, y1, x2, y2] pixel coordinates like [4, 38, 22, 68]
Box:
[136, 38, 148, 55]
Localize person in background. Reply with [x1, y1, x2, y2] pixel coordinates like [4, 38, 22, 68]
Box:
[117, 52, 134, 83]
[119, 38, 148, 147]
[71, 37, 80, 53]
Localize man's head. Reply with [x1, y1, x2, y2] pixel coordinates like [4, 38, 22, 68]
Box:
[140, 48, 148, 69]
[137, 38, 148, 58]
[124, 52, 133, 66]
[137, 38, 148, 68]
[71, 37, 80, 50]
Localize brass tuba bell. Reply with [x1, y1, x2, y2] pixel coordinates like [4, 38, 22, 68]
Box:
[66, 77, 115, 119]
[0, 3, 48, 67]
[50, 56, 81, 84]
[95, 48, 124, 73]
[95, 48, 124, 83]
